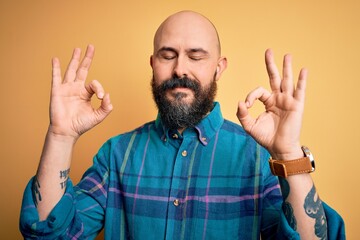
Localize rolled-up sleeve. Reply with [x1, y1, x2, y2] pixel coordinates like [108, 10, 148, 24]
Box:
[276, 201, 346, 240]
[20, 141, 112, 239]
[20, 178, 81, 239]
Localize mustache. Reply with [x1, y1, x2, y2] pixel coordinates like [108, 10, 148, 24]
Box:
[157, 76, 200, 92]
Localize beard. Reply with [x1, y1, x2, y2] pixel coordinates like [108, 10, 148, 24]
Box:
[151, 74, 217, 130]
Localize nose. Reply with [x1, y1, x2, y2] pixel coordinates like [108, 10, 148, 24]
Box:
[173, 56, 188, 79]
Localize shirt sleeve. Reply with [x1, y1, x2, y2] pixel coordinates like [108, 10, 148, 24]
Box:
[258, 147, 283, 239]
[275, 201, 346, 240]
[20, 178, 87, 239]
[19, 141, 112, 239]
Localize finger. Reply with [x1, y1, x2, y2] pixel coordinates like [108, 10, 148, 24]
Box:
[52, 57, 62, 87]
[85, 80, 105, 99]
[63, 48, 81, 83]
[245, 87, 272, 107]
[281, 53, 295, 94]
[95, 93, 113, 120]
[76, 44, 95, 82]
[294, 67, 308, 101]
[236, 101, 255, 133]
[265, 49, 281, 92]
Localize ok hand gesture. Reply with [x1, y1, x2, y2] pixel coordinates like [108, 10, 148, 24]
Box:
[237, 49, 307, 159]
[49, 45, 113, 140]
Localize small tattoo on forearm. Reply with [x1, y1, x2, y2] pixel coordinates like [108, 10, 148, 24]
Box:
[59, 168, 70, 190]
[304, 184, 328, 239]
[60, 178, 68, 189]
[60, 168, 70, 179]
[32, 176, 42, 206]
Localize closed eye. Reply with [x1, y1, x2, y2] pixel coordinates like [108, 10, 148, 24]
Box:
[157, 47, 177, 60]
[189, 55, 203, 61]
[163, 55, 176, 60]
[188, 48, 209, 61]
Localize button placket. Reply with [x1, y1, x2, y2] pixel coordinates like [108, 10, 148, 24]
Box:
[164, 136, 194, 238]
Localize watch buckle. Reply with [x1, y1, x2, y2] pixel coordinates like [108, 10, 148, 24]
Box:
[269, 159, 288, 178]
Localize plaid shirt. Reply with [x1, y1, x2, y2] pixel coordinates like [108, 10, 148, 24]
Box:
[20, 103, 345, 239]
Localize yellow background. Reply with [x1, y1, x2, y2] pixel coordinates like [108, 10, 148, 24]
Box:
[1, 0, 358, 239]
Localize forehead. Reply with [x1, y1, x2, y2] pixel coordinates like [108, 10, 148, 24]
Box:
[154, 13, 219, 55]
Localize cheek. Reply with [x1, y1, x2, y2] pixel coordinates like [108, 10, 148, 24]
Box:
[152, 62, 173, 80]
[152, 72, 171, 90]
[193, 65, 217, 84]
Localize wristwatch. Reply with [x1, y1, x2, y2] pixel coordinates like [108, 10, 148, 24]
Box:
[269, 146, 316, 178]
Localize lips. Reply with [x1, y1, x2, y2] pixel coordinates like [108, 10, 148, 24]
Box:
[160, 77, 199, 93]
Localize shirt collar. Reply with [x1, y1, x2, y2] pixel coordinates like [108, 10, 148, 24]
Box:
[155, 102, 224, 146]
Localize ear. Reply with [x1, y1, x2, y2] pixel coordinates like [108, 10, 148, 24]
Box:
[215, 56, 228, 81]
[150, 55, 154, 68]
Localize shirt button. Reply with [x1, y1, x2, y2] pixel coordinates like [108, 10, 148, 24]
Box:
[172, 134, 178, 139]
[181, 150, 187, 157]
[173, 199, 180, 206]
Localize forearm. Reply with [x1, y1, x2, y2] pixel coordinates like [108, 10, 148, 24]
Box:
[34, 127, 77, 221]
[271, 147, 327, 239]
[279, 174, 327, 239]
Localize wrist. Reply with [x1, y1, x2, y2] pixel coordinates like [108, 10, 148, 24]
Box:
[270, 150, 304, 161]
[269, 146, 316, 178]
[45, 127, 79, 146]
[46, 127, 78, 145]
[269, 145, 303, 161]
[39, 127, 76, 167]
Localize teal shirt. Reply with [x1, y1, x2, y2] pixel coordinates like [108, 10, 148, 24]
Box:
[20, 102, 345, 239]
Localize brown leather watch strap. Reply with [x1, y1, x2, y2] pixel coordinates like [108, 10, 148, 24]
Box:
[269, 157, 313, 178]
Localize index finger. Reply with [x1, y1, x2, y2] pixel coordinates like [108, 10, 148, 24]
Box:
[75, 44, 95, 82]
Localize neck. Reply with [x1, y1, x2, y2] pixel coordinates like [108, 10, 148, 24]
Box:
[177, 127, 186, 134]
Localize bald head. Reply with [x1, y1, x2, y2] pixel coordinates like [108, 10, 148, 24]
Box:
[153, 11, 221, 57]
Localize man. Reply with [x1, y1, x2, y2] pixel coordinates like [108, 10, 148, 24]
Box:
[20, 11, 344, 239]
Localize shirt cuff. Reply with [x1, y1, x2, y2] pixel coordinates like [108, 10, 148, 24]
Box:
[277, 201, 345, 240]
[20, 177, 76, 239]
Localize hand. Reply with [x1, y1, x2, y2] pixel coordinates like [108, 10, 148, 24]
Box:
[237, 49, 307, 159]
[49, 45, 113, 140]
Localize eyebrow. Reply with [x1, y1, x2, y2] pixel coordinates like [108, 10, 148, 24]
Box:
[157, 47, 177, 54]
[157, 47, 209, 55]
[187, 48, 209, 55]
